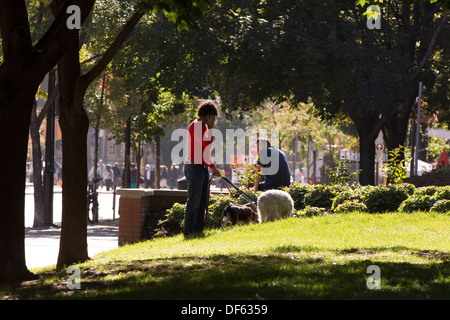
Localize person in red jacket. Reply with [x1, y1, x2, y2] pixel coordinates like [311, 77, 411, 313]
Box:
[184, 100, 221, 236]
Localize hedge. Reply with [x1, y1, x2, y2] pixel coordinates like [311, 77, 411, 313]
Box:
[157, 183, 450, 236]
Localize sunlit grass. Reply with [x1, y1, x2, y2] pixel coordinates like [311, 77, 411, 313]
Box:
[3, 211, 450, 299]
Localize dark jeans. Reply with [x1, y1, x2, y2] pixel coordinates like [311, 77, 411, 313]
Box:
[184, 164, 209, 236]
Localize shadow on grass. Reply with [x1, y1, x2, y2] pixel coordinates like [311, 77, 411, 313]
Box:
[6, 250, 450, 300]
[272, 245, 450, 261]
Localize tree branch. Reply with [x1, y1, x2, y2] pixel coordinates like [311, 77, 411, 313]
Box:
[79, 9, 145, 90]
[409, 9, 448, 81]
[0, 0, 33, 64]
[30, 0, 95, 81]
[37, 83, 60, 124]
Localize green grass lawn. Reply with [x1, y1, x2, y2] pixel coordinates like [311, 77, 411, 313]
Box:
[2, 211, 450, 299]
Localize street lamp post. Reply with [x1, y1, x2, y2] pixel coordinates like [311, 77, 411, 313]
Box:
[414, 82, 423, 176]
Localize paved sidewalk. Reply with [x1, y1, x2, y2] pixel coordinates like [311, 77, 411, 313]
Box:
[25, 185, 120, 269]
[25, 220, 119, 269]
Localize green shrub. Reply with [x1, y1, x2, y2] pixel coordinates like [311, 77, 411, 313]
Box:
[304, 184, 338, 209]
[430, 199, 450, 213]
[416, 186, 439, 196]
[165, 202, 186, 228]
[331, 189, 362, 211]
[285, 183, 309, 209]
[334, 200, 368, 213]
[398, 194, 434, 213]
[298, 205, 326, 217]
[362, 186, 409, 213]
[432, 186, 450, 201]
[395, 183, 417, 196]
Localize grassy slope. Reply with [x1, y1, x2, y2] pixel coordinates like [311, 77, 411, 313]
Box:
[3, 212, 450, 299]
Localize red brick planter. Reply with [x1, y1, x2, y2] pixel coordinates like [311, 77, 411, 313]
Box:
[117, 189, 188, 246]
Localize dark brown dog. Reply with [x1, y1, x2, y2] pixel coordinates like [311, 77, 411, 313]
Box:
[244, 202, 258, 214]
[221, 204, 258, 228]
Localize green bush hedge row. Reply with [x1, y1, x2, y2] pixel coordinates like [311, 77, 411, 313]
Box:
[164, 183, 450, 231]
[287, 183, 450, 215]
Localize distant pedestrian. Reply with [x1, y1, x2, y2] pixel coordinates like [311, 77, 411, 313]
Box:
[112, 162, 121, 187]
[144, 164, 154, 188]
[130, 163, 137, 188]
[103, 164, 114, 191]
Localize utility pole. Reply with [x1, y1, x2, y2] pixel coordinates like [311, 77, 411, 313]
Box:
[123, 116, 131, 188]
[414, 82, 423, 176]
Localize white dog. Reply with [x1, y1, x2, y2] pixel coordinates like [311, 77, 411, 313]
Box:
[257, 189, 294, 223]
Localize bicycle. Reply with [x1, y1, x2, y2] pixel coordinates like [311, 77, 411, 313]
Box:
[87, 178, 102, 223]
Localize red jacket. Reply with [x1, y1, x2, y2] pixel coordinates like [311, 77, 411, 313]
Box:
[186, 119, 216, 168]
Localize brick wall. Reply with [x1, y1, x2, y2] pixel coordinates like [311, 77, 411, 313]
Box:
[117, 188, 227, 246]
[117, 196, 148, 246]
[117, 189, 188, 246]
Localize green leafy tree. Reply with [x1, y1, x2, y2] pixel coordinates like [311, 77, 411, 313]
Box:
[0, 0, 96, 284]
[0, 0, 213, 282]
[205, 0, 449, 186]
[56, 0, 213, 268]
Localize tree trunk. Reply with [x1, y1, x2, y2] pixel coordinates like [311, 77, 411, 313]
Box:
[30, 103, 45, 227]
[134, 140, 143, 188]
[348, 108, 385, 186]
[0, 0, 95, 284]
[57, 106, 90, 267]
[56, 7, 144, 266]
[358, 132, 376, 186]
[385, 115, 409, 153]
[0, 0, 40, 284]
[384, 92, 418, 173]
[56, 30, 90, 268]
[0, 87, 39, 283]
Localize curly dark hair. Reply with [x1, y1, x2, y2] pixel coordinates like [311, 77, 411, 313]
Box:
[197, 100, 219, 118]
[256, 138, 271, 148]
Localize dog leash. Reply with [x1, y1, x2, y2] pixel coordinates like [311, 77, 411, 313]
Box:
[204, 175, 258, 228]
[221, 176, 257, 209]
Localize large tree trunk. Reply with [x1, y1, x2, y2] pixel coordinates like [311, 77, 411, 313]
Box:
[0, 87, 39, 283]
[57, 107, 90, 267]
[55, 8, 144, 267]
[0, 0, 40, 283]
[56, 28, 90, 268]
[385, 114, 410, 154]
[0, 0, 95, 284]
[384, 92, 418, 176]
[358, 132, 376, 186]
[348, 108, 385, 186]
